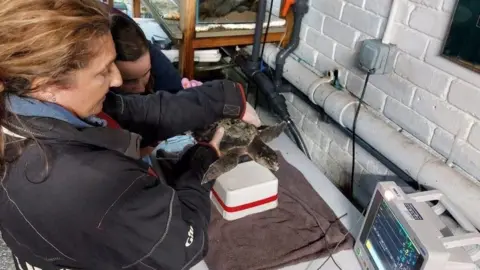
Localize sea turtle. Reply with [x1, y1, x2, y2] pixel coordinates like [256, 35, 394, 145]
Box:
[193, 118, 287, 184]
[199, 0, 258, 19]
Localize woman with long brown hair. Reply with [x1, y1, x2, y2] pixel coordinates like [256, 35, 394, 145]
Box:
[0, 0, 260, 269]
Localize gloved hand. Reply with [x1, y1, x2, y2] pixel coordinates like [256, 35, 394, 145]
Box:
[208, 126, 225, 157]
[181, 78, 203, 89]
[241, 102, 261, 127]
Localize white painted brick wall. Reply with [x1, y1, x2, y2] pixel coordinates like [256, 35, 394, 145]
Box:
[323, 17, 359, 49]
[409, 6, 451, 39]
[384, 97, 435, 144]
[269, 0, 480, 188]
[341, 4, 385, 37]
[312, 0, 344, 19]
[391, 24, 429, 59]
[431, 128, 455, 158]
[410, 0, 443, 9]
[395, 53, 451, 98]
[306, 28, 335, 58]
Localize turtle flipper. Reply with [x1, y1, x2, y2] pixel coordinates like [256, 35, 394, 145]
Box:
[257, 121, 287, 143]
[202, 151, 240, 184]
[248, 137, 280, 172]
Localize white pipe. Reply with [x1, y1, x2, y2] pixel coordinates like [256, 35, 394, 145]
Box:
[382, 0, 401, 44]
[247, 44, 480, 230]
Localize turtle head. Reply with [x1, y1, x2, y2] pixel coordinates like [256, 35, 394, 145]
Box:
[257, 121, 287, 143]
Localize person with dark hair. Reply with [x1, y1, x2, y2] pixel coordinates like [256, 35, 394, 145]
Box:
[110, 13, 199, 94]
[0, 0, 261, 269]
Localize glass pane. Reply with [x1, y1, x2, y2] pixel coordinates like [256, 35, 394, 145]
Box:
[442, 0, 480, 73]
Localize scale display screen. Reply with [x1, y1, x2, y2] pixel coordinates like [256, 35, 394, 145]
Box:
[361, 196, 424, 270]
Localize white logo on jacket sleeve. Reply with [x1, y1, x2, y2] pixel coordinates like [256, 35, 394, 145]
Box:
[185, 225, 194, 247]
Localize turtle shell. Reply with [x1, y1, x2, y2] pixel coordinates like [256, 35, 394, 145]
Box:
[193, 118, 258, 154]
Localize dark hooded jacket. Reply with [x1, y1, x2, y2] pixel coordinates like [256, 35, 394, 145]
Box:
[0, 79, 246, 270]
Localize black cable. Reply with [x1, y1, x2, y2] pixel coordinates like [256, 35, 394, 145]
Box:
[350, 71, 373, 201]
[260, 0, 275, 65]
[286, 119, 312, 160]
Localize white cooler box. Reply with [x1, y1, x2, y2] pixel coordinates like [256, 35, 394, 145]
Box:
[210, 161, 279, 221]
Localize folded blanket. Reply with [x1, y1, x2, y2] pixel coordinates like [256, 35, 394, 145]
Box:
[205, 152, 354, 270]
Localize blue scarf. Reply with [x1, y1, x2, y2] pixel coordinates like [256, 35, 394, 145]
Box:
[6, 95, 106, 128]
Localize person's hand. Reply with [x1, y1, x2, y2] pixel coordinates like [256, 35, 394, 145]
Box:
[241, 102, 261, 127]
[181, 78, 203, 89]
[208, 127, 224, 157]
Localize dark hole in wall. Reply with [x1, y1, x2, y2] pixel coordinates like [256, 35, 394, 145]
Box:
[442, 0, 480, 73]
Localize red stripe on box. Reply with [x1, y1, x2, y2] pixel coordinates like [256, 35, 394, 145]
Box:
[211, 189, 278, 213]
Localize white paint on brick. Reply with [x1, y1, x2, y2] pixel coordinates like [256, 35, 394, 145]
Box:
[391, 24, 430, 59]
[304, 7, 324, 29]
[291, 95, 321, 124]
[412, 88, 470, 135]
[323, 17, 359, 49]
[303, 117, 331, 151]
[341, 4, 384, 37]
[334, 44, 364, 75]
[409, 6, 451, 39]
[317, 120, 351, 150]
[300, 24, 308, 41]
[293, 42, 318, 67]
[395, 0, 416, 25]
[306, 28, 335, 58]
[369, 73, 416, 105]
[328, 141, 364, 174]
[347, 141, 391, 175]
[346, 73, 387, 111]
[395, 53, 451, 98]
[443, 0, 457, 12]
[384, 97, 435, 144]
[430, 128, 455, 158]
[343, 0, 364, 9]
[410, 0, 443, 9]
[449, 80, 480, 119]
[315, 52, 339, 73]
[425, 40, 480, 89]
[312, 0, 344, 19]
[450, 140, 480, 180]
[468, 123, 480, 151]
[365, 0, 393, 17]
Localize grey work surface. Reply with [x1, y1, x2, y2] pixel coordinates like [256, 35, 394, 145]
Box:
[192, 134, 363, 270]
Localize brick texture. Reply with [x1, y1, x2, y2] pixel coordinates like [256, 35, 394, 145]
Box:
[267, 0, 480, 187]
[448, 81, 480, 119]
[431, 128, 455, 158]
[395, 53, 451, 98]
[384, 97, 435, 144]
[306, 28, 336, 58]
[323, 17, 359, 49]
[365, 0, 393, 17]
[409, 6, 451, 39]
[391, 24, 429, 59]
[342, 4, 384, 37]
[412, 88, 470, 135]
[312, 0, 344, 19]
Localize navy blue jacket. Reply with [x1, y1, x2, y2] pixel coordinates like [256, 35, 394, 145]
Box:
[149, 44, 183, 93]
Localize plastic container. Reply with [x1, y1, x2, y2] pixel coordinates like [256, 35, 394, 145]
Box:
[210, 161, 279, 221]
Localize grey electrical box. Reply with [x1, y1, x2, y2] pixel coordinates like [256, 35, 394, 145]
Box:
[357, 39, 396, 75]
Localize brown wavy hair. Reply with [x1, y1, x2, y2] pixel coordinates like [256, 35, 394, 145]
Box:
[0, 0, 111, 175]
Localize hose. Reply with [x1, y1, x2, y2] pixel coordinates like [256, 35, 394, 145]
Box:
[286, 118, 312, 160]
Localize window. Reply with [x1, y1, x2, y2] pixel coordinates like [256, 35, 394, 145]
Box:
[442, 0, 480, 73]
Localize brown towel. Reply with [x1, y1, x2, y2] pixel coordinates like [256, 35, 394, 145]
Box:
[205, 152, 355, 270]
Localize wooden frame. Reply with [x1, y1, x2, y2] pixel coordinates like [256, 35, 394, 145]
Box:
[179, 0, 293, 79]
[131, 0, 293, 79]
